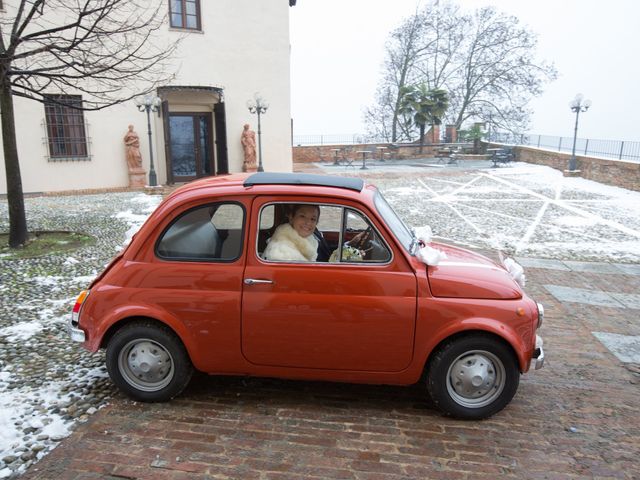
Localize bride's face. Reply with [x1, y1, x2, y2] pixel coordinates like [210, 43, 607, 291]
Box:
[289, 206, 319, 238]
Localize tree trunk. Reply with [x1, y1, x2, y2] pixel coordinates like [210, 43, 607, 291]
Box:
[419, 125, 425, 154]
[1, 80, 29, 247]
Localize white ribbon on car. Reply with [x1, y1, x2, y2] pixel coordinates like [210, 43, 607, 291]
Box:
[414, 226, 447, 266]
[503, 257, 526, 288]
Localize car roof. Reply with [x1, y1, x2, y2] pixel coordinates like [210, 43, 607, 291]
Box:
[243, 173, 364, 192]
[165, 172, 367, 202]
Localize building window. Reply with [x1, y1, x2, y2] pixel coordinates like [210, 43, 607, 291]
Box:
[44, 95, 89, 159]
[169, 0, 201, 30]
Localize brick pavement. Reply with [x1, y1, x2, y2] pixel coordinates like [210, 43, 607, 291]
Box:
[20, 262, 640, 480]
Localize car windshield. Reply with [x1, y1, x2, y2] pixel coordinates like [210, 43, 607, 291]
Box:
[374, 189, 414, 253]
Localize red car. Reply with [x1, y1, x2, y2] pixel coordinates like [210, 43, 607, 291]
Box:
[69, 173, 544, 419]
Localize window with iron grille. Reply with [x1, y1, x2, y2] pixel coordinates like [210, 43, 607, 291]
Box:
[44, 95, 89, 159]
[169, 0, 201, 30]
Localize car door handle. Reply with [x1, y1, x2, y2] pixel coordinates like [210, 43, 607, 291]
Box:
[244, 278, 274, 285]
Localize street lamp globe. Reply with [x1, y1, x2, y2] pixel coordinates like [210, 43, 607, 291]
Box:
[568, 93, 591, 172]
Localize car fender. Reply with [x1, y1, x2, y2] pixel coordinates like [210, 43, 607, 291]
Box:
[418, 317, 531, 373]
[85, 303, 197, 357]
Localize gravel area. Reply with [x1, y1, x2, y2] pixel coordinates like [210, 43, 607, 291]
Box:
[0, 192, 161, 478]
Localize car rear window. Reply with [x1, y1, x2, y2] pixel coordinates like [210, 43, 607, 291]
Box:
[156, 203, 244, 261]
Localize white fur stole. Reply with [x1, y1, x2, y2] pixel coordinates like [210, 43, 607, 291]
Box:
[263, 223, 319, 262]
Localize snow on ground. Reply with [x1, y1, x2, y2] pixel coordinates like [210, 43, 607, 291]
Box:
[320, 162, 640, 263]
[0, 322, 43, 342]
[0, 193, 162, 477]
[114, 194, 162, 247]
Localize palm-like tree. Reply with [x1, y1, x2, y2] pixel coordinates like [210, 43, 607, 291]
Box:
[427, 88, 449, 144]
[399, 84, 449, 152]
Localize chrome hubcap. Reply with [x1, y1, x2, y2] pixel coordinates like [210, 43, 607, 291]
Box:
[446, 350, 505, 408]
[118, 339, 174, 392]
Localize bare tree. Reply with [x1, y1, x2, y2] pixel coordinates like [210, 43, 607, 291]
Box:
[1, 0, 179, 247]
[448, 6, 557, 133]
[364, 11, 425, 143]
[365, 0, 557, 142]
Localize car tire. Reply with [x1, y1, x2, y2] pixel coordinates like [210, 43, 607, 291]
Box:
[426, 334, 519, 420]
[106, 321, 194, 402]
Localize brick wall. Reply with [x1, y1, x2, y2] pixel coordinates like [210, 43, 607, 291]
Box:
[511, 146, 640, 192]
[294, 142, 640, 192]
[293, 143, 440, 163]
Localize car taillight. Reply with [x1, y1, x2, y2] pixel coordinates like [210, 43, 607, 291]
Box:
[72, 290, 90, 323]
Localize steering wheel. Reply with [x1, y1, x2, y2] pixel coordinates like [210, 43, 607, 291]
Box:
[348, 227, 386, 261]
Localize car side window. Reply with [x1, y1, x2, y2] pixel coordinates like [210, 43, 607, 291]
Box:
[156, 203, 244, 261]
[332, 209, 391, 263]
[258, 203, 343, 262]
[257, 202, 390, 264]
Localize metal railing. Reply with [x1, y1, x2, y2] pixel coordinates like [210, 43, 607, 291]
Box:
[293, 134, 385, 146]
[294, 131, 640, 163]
[491, 133, 640, 163]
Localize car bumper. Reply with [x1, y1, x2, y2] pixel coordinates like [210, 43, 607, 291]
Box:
[531, 334, 544, 370]
[68, 316, 86, 342]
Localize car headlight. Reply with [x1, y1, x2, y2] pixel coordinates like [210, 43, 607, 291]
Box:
[536, 302, 544, 329]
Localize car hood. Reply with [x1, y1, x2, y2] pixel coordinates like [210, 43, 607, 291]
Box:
[426, 243, 522, 299]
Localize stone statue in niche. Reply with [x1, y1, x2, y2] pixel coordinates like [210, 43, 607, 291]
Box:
[123, 124, 146, 187]
[241, 123, 257, 172]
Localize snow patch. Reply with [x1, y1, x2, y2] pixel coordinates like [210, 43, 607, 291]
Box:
[114, 195, 162, 246]
[130, 194, 162, 213]
[0, 383, 74, 462]
[0, 321, 44, 341]
[554, 215, 598, 227]
[71, 274, 96, 285]
[31, 276, 63, 287]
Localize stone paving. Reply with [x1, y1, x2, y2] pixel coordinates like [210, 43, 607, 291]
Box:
[0, 193, 161, 478]
[1, 161, 639, 479]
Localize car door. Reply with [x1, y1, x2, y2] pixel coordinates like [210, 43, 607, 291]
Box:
[241, 197, 417, 372]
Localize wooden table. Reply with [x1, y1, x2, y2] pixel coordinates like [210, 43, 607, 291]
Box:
[376, 146, 387, 162]
[356, 150, 370, 170]
[330, 148, 341, 165]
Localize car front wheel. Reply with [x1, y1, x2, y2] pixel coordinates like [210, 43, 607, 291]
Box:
[426, 334, 519, 420]
[106, 321, 193, 402]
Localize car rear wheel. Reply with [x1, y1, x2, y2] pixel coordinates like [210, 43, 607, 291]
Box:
[426, 334, 519, 419]
[106, 321, 193, 402]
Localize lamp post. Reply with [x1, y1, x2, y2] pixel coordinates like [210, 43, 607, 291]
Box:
[135, 94, 162, 186]
[247, 94, 269, 172]
[568, 93, 591, 172]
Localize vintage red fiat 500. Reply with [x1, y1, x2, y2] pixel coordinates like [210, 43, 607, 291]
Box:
[69, 173, 544, 419]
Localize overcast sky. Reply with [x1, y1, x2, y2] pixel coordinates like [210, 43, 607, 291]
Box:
[290, 0, 640, 141]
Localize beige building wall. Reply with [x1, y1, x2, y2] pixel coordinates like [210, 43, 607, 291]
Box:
[0, 0, 293, 194]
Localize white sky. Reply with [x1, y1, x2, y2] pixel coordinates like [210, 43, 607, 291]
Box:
[290, 0, 640, 141]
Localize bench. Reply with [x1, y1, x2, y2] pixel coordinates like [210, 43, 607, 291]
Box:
[490, 148, 514, 167]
